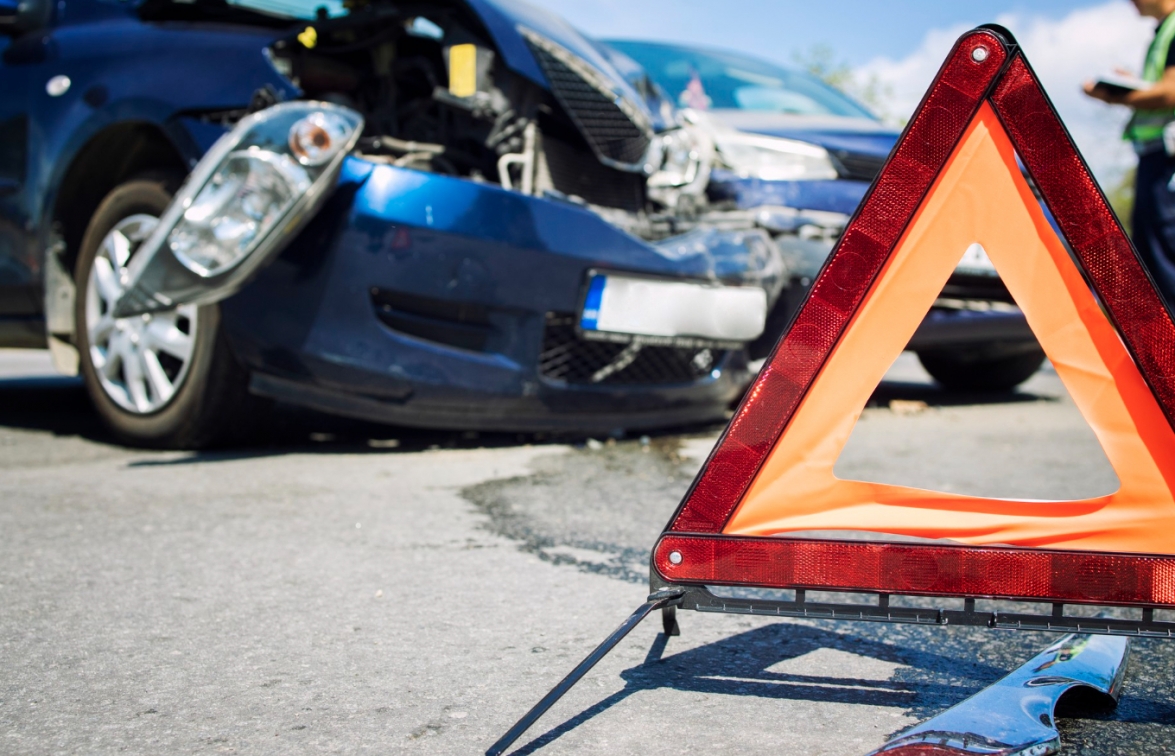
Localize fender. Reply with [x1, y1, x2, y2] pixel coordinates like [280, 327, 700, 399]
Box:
[34, 18, 297, 240]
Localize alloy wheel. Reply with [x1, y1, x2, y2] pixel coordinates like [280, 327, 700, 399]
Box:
[84, 214, 200, 414]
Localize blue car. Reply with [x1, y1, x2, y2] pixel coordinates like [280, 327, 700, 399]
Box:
[0, 0, 787, 447]
[606, 40, 1044, 390]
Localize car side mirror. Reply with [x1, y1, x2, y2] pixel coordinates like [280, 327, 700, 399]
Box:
[0, 0, 53, 35]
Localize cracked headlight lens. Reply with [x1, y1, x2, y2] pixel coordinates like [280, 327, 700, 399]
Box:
[112, 101, 364, 318]
[170, 149, 311, 276]
[715, 132, 838, 181]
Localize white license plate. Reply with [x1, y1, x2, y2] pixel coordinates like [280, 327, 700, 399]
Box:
[580, 273, 767, 342]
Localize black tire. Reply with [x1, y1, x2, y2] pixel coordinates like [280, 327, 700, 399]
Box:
[917, 345, 1046, 392]
[74, 175, 264, 448]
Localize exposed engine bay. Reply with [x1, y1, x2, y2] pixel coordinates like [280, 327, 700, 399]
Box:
[253, 2, 719, 240]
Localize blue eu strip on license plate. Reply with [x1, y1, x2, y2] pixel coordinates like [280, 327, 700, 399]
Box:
[580, 274, 607, 331]
[578, 272, 768, 342]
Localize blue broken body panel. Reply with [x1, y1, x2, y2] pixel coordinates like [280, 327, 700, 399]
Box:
[708, 171, 871, 216]
[220, 158, 759, 431]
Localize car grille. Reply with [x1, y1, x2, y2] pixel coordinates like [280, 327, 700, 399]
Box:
[541, 135, 645, 212]
[831, 149, 888, 182]
[522, 29, 652, 171]
[539, 313, 723, 385]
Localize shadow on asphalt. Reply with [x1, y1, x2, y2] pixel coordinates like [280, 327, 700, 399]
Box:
[507, 622, 1175, 755]
[0, 375, 725, 460]
[507, 622, 1005, 755]
[0, 376, 105, 439]
[0, 372, 1053, 462]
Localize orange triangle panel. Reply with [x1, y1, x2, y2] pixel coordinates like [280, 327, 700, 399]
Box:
[654, 27, 1175, 607]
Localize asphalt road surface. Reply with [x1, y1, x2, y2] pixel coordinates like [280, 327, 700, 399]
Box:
[2, 348, 1173, 755]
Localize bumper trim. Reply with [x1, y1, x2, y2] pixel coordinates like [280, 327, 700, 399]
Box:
[249, 372, 733, 433]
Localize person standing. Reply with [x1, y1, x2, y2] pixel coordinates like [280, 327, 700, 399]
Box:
[1085, 0, 1175, 310]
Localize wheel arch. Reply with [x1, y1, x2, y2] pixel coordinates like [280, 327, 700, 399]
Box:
[42, 122, 190, 373]
[50, 121, 189, 276]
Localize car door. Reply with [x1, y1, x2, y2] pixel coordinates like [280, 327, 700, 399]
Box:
[0, 0, 53, 344]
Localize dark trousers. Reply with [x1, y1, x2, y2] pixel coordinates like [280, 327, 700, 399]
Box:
[1132, 151, 1175, 313]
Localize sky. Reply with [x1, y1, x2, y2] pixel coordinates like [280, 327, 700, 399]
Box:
[529, 0, 1156, 185]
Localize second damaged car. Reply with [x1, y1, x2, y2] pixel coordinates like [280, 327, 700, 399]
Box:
[608, 40, 1048, 392]
[1, 0, 785, 446]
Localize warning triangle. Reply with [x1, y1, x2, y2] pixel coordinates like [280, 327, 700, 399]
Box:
[653, 26, 1175, 607]
[487, 27, 1175, 756]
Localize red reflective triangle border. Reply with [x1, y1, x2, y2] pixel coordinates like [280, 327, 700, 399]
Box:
[654, 27, 1175, 607]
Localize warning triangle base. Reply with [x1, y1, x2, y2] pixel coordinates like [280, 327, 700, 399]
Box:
[651, 583, 1175, 637]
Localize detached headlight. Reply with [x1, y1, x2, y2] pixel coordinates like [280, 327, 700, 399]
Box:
[169, 149, 311, 275]
[715, 132, 838, 181]
[113, 102, 363, 317]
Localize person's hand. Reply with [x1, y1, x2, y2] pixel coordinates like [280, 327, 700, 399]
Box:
[1083, 80, 1124, 104]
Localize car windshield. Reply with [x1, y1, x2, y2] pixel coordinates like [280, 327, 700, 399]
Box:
[224, 0, 347, 18]
[605, 40, 875, 120]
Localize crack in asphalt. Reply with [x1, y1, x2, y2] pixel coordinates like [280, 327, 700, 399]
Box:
[463, 436, 697, 584]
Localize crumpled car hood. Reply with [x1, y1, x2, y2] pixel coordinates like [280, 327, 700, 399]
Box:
[462, 0, 661, 128]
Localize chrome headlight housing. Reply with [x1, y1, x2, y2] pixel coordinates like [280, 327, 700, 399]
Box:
[113, 101, 363, 317]
[714, 131, 838, 181]
[647, 128, 702, 187]
[168, 148, 312, 276]
[646, 121, 714, 209]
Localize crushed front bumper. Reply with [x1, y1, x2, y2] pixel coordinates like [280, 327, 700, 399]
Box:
[218, 158, 783, 432]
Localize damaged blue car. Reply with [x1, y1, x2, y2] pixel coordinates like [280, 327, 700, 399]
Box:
[0, 0, 787, 446]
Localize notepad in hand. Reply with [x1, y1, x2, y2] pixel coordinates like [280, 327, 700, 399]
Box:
[1095, 73, 1147, 95]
